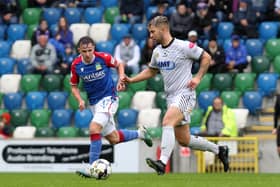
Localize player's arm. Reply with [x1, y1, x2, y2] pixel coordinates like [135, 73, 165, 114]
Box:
[71, 85, 85, 111]
[123, 67, 158, 83]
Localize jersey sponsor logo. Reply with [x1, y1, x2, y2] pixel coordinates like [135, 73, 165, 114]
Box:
[189, 42, 195, 48]
[157, 61, 175, 70]
[95, 62, 102, 70]
[81, 70, 105, 82]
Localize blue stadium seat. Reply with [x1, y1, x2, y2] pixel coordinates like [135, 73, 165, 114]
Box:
[50, 24, 58, 37]
[117, 109, 138, 129]
[143, 0, 151, 9]
[47, 91, 68, 110]
[0, 25, 7, 40]
[0, 57, 16, 75]
[17, 58, 31, 75]
[0, 41, 12, 58]
[3, 93, 23, 111]
[74, 109, 93, 128]
[257, 73, 278, 97]
[52, 109, 73, 128]
[110, 24, 130, 43]
[84, 7, 103, 24]
[259, 22, 278, 41]
[217, 22, 234, 40]
[64, 8, 81, 25]
[7, 24, 27, 42]
[132, 23, 148, 43]
[198, 91, 219, 112]
[43, 8, 62, 26]
[190, 127, 201, 135]
[25, 91, 47, 110]
[146, 6, 157, 21]
[246, 39, 263, 57]
[242, 91, 263, 115]
[101, 0, 118, 8]
[96, 41, 115, 54]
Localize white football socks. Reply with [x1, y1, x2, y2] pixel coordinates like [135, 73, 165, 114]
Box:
[160, 126, 175, 165]
[188, 135, 219, 154]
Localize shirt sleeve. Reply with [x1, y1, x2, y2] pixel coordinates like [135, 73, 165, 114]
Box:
[183, 41, 204, 61]
[103, 53, 118, 68]
[70, 62, 79, 85]
[148, 48, 159, 69]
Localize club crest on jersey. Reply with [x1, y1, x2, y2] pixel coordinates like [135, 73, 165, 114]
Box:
[95, 62, 102, 70]
[157, 61, 175, 70]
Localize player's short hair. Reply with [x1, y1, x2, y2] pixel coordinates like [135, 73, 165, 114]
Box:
[148, 16, 169, 28]
[77, 36, 95, 48]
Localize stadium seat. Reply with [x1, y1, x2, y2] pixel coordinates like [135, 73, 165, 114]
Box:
[110, 24, 130, 43]
[50, 24, 58, 37]
[212, 73, 233, 92]
[27, 24, 37, 39]
[146, 6, 157, 21]
[257, 73, 278, 97]
[3, 93, 23, 111]
[195, 73, 213, 95]
[190, 108, 204, 127]
[10, 109, 29, 127]
[25, 91, 47, 110]
[221, 91, 241, 108]
[156, 92, 167, 111]
[79, 128, 90, 137]
[272, 55, 280, 74]
[42, 74, 62, 92]
[0, 57, 16, 75]
[147, 127, 162, 138]
[217, 22, 234, 40]
[245, 39, 263, 57]
[64, 8, 81, 25]
[84, 7, 103, 24]
[147, 74, 164, 92]
[23, 8, 42, 25]
[68, 92, 88, 110]
[63, 74, 71, 92]
[131, 91, 156, 110]
[74, 109, 93, 128]
[242, 91, 263, 115]
[43, 8, 62, 26]
[234, 73, 256, 94]
[30, 109, 51, 128]
[7, 24, 27, 42]
[132, 24, 148, 43]
[251, 56, 270, 74]
[137, 108, 161, 128]
[104, 7, 120, 24]
[190, 127, 201, 135]
[52, 109, 73, 129]
[96, 41, 115, 54]
[259, 22, 278, 41]
[232, 108, 249, 129]
[0, 41, 12, 57]
[89, 23, 111, 42]
[35, 127, 55, 137]
[0, 74, 21, 94]
[101, 0, 118, 8]
[265, 39, 280, 60]
[118, 91, 133, 110]
[0, 24, 6, 41]
[20, 74, 42, 93]
[127, 75, 147, 93]
[10, 40, 31, 60]
[17, 58, 31, 75]
[57, 127, 78, 138]
[47, 91, 68, 110]
[70, 23, 90, 45]
[117, 108, 138, 129]
[198, 91, 219, 112]
[13, 126, 36, 139]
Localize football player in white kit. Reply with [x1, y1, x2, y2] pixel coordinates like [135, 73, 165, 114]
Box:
[122, 16, 229, 175]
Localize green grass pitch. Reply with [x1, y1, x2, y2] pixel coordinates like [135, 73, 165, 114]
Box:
[0, 173, 279, 187]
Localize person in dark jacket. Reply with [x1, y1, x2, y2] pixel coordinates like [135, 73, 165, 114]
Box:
[114, 0, 144, 24]
[0, 0, 20, 25]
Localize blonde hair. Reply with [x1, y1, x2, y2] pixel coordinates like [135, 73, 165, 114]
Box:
[148, 16, 169, 28]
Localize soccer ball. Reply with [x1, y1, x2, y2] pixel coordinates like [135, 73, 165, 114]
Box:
[90, 159, 112, 180]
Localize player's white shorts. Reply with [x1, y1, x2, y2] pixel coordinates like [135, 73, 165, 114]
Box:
[166, 90, 196, 124]
[89, 96, 118, 136]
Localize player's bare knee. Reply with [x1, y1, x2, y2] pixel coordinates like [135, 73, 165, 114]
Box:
[107, 137, 119, 145]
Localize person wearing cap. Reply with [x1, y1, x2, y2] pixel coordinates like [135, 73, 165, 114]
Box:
[188, 30, 198, 43]
[114, 34, 140, 75]
[0, 112, 12, 139]
[225, 35, 248, 73]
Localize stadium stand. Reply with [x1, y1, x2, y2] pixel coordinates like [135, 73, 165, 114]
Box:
[0, 74, 21, 94]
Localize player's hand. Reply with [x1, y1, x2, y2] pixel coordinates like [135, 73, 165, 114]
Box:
[79, 100, 85, 111]
[272, 128, 277, 135]
[120, 75, 132, 84]
[117, 81, 126, 91]
[187, 77, 201, 90]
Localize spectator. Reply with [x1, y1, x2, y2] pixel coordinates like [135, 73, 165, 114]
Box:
[273, 0, 280, 21]
[0, 112, 12, 139]
[208, 0, 233, 21]
[205, 39, 227, 74]
[114, 0, 144, 24]
[188, 30, 198, 44]
[141, 37, 156, 70]
[170, 1, 194, 40]
[225, 35, 248, 73]
[273, 94, 280, 157]
[0, 0, 20, 25]
[28, 0, 52, 7]
[233, 0, 259, 38]
[31, 19, 51, 46]
[30, 33, 57, 75]
[114, 34, 140, 75]
[149, 1, 169, 21]
[200, 97, 237, 137]
[250, 0, 269, 21]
